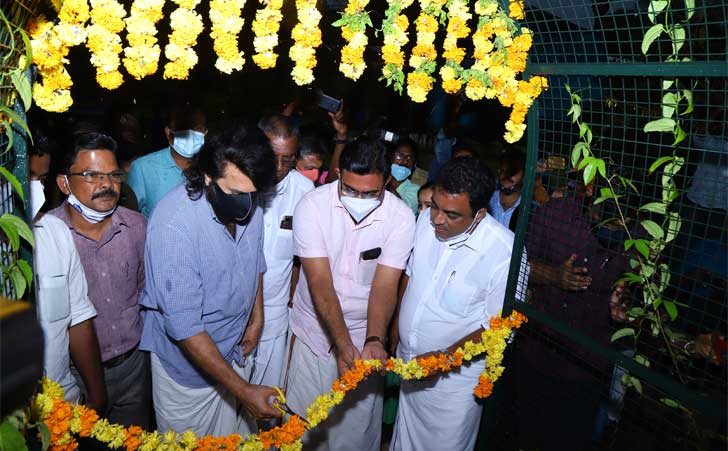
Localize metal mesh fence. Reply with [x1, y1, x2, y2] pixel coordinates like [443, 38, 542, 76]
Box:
[484, 1, 727, 449]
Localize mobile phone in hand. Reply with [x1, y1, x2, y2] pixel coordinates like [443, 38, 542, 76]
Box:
[317, 90, 342, 113]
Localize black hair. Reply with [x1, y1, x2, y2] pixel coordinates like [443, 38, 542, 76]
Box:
[435, 157, 495, 215]
[184, 126, 276, 200]
[168, 103, 206, 131]
[298, 135, 327, 161]
[396, 137, 418, 156]
[418, 181, 433, 197]
[59, 132, 118, 174]
[258, 114, 300, 140]
[452, 145, 476, 159]
[29, 126, 55, 157]
[499, 147, 526, 178]
[339, 136, 391, 179]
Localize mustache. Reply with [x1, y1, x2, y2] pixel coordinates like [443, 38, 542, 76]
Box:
[91, 188, 119, 200]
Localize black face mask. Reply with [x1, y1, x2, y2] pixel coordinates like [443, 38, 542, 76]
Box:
[497, 180, 522, 196]
[207, 182, 256, 224]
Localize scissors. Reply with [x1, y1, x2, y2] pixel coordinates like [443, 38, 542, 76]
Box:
[271, 387, 309, 425]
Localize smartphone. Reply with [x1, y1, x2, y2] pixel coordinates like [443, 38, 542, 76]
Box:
[379, 130, 399, 144]
[317, 91, 342, 113]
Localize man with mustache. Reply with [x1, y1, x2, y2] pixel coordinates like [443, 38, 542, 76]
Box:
[51, 132, 152, 428]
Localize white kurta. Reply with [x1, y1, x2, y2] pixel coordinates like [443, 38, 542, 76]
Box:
[392, 210, 525, 451]
[33, 214, 96, 403]
[252, 171, 313, 386]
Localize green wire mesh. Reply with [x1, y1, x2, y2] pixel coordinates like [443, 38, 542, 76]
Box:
[488, 1, 727, 450]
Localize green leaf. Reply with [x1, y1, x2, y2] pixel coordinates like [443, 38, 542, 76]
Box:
[627, 307, 645, 316]
[9, 265, 27, 299]
[10, 71, 32, 112]
[628, 376, 643, 394]
[634, 354, 650, 367]
[662, 80, 674, 90]
[666, 212, 682, 243]
[618, 176, 639, 193]
[649, 156, 673, 174]
[16, 259, 32, 287]
[659, 264, 671, 292]
[663, 300, 678, 321]
[579, 122, 589, 138]
[624, 240, 635, 250]
[685, 0, 695, 19]
[0, 419, 28, 451]
[568, 104, 581, 123]
[660, 398, 679, 408]
[571, 143, 586, 167]
[644, 117, 675, 133]
[593, 196, 609, 205]
[672, 25, 686, 55]
[1, 120, 13, 153]
[634, 239, 650, 259]
[611, 327, 635, 342]
[38, 421, 50, 451]
[0, 167, 24, 202]
[680, 89, 693, 115]
[583, 163, 597, 185]
[642, 24, 664, 55]
[641, 220, 664, 239]
[595, 159, 606, 178]
[661, 92, 676, 118]
[673, 124, 687, 146]
[639, 202, 666, 214]
[1, 214, 34, 248]
[647, 0, 668, 22]
[0, 107, 31, 144]
[0, 216, 20, 252]
[616, 272, 642, 284]
[564, 84, 571, 94]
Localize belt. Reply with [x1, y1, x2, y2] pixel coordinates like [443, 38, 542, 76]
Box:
[102, 346, 137, 369]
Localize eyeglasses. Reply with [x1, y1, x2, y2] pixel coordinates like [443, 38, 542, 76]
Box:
[67, 171, 126, 184]
[393, 152, 415, 163]
[276, 155, 297, 168]
[339, 181, 383, 200]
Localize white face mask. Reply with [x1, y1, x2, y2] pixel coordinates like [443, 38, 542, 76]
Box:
[64, 176, 116, 224]
[172, 130, 205, 158]
[435, 210, 483, 248]
[29, 180, 45, 220]
[340, 196, 381, 223]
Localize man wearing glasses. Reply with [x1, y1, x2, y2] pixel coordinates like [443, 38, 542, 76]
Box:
[387, 138, 420, 215]
[51, 132, 152, 428]
[284, 137, 415, 451]
[251, 115, 314, 398]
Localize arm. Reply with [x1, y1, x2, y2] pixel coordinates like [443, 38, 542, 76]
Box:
[242, 273, 264, 356]
[179, 332, 280, 419]
[325, 104, 348, 183]
[362, 265, 403, 363]
[288, 257, 301, 307]
[388, 274, 409, 355]
[126, 161, 146, 216]
[299, 256, 358, 374]
[529, 254, 591, 291]
[69, 321, 107, 413]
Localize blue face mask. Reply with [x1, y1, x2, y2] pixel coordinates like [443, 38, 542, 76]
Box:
[172, 130, 205, 158]
[391, 164, 412, 182]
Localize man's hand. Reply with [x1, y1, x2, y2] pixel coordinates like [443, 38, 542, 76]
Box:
[411, 350, 448, 380]
[236, 384, 283, 420]
[609, 283, 630, 322]
[389, 327, 399, 356]
[242, 317, 263, 356]
[362, 341, 388, 375]
[329, 102, 348, 139]
[557, 254, 591, 291]
[85, 393, 107, 415]
[335, 342, 361, 376]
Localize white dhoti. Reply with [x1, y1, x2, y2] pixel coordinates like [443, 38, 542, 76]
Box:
[283, 336, 383, 451]
[250, 331, 288, 387]
[390, 369, 483, 451]
[150, 353, 256, 436]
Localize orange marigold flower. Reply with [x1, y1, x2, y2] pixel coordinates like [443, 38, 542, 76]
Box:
[76, 405, 99, 437]
[474, 376, 493, 398]
[123, 426, 143, 451]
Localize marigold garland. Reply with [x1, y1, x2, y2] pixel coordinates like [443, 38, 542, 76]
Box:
[439, 0, 472, 94]
[86, 0, 126, 90]
[35, 311, 525, 450]
[380, 0, 414, 93]
[289, 0, 323, 85]
[334, 0, 373, 80]
[209, 0, 247, 74]
[163, 0, 204, 79]
[122, 0, 165, 79]
[406, 0, 447, 103]
[251, 0, 284, 69]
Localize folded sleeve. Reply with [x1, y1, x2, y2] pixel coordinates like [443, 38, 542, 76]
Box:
[293, 195, 328, 258]
[379, 209, 416, 270]
[145, 223, 205, 341]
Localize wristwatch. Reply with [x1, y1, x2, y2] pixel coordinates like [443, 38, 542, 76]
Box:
[365, 336, 386, 346]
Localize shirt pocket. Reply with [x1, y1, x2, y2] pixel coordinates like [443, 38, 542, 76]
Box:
[440, 280, 479, 317]
[38, 275, 71, 323]
[354, 258, 379, 286]
[273, 229, 294, 260]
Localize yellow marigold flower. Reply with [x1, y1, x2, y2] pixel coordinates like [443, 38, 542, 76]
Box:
[442, 78, 462, 94]
[509, 0, 525, 19]
[42, 378, 65, 400]
[465, 78, 487, 100]
[504, 120, 527, 143]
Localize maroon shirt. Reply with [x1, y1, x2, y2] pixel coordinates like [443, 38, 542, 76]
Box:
[51, 203, 146, 362]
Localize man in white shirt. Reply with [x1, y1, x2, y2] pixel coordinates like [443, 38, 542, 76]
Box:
[30, 139, 107, 410]
[251, 115, 314, 389]
[391, 158, 525, 451]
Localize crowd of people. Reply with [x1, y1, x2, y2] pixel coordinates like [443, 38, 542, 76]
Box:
[28, 100, 725, 451]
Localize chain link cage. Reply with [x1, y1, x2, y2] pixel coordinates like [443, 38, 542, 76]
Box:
[479, 1, 727, 450]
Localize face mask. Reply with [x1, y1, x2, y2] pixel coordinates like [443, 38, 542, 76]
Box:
[498, 180, 522, 196]
[299, 168, 320, 183]
[30, 180, 45, 220]
[340, 196, 381, 223]
[172, 130, 205, 158]
[390, 164, 412, 182]
[64, 176, 118, 224]
[208, 181, 256, 224]
[435, 210, 483, 247]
